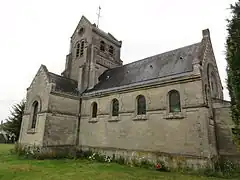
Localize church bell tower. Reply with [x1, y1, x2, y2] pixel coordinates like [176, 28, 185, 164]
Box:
[61, 15, 123, 93]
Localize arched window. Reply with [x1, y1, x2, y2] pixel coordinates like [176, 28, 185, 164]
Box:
[100, 41, 105, 51]
[76, 43, 80, 57]
[169, 90, 181, 112]
[137, 95, 146, 115]
[92, 102, 97, 118]
[80, 41, 84, 56]
[211, 72, 218, 98]
[205, 84, 208, 104]
[207, 64, 219, 98]
[31, 101, 38, 129]
[112, 99, 119, 116]
[78, 27, 84, 35]
[109, 45, 114, 56]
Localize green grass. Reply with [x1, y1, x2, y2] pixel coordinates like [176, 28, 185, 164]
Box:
[0, 144, 228, 180]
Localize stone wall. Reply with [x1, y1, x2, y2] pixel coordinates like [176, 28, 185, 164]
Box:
[43, 113, 78, 146]
[42, 93, 79, 146]
[19, 66, 51, 146]
[19, 113, 47, 145]
[69, 16, 93, 81]
[80, 146, 211, 170]
[79, 79, 213, 159]
[213, 100, 240, 157]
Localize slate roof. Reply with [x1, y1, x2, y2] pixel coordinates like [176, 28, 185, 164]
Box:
[92, 26, 121, 46]
[87, 42, 202, 92]
[48, 72, 78, 95]
[72, 16, 121, 46]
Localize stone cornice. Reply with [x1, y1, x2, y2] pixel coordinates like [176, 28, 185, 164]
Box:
[23, 110, 78, 117]
[80, 104, 208, 119]
[182, 104, 208, 109]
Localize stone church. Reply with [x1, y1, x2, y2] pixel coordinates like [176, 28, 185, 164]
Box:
[19, 16, 240, 167]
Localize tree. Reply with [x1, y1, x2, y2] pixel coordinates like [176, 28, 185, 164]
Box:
[226, 1, 240, 149]
[2, 100, 25, 142]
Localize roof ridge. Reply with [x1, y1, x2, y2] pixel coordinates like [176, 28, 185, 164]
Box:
[122, 42, 201, 68]
[102, 42, 201, 76]
[107, 32, 118, 41]
[81, 15, 92, 25]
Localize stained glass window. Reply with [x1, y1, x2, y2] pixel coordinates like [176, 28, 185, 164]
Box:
[112, 99, 119, 116]
[31, 101, 38, 129]
[169, 90, 181, 112]
[137, 95, 146, 115]
[92, 102, 97, 118]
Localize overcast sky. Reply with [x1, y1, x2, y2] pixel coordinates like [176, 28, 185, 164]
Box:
[0, 0, 236, 121]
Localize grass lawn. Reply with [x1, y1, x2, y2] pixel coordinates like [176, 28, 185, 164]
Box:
[0, 144, 230, 180]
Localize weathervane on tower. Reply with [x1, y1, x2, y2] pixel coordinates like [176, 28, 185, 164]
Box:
[97, 6, 101, 28]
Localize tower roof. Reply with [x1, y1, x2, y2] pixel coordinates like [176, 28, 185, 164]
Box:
[71, 15, 122, 46]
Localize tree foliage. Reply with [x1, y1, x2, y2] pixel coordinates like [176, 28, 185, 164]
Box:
[2, 100, 25, 142]
[226, 1, 240, 148]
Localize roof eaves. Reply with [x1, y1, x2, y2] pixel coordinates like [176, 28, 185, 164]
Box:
[83, 71, 199, 96]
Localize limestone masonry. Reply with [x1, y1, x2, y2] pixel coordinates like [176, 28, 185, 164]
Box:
[19, 15, 240, 168]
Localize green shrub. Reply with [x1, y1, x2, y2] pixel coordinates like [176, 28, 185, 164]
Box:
[194, 158, 240, 179]
[112, 154, 116, 162]
[139, 158, 153, 169]
[156, 160, 169, 172]
[115, 156, 125, 165]
[11, 143, 76, 160]
[131, 158, 140, 167]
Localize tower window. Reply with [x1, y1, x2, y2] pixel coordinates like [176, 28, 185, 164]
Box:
[100, 41, 105, 51]
[109, 45, 114, 56]
[112, 99, 119, 116]
[169, 90, 181, 112]
[92, 102, 97, 118]
[76, 43, 80, 57]
[80, 41, 84, 57]
[78, 28, 84, 35]
[137, 95, 146, 115]
[31, 101, 38, 129]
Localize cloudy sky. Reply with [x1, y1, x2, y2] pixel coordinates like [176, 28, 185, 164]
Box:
[0, 0, 236, 121]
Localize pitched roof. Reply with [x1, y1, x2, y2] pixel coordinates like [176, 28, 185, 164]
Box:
[87, 42, 202, 92]
[48, 72, 78, 95]
[30, 65, 78, 95]
[92, 26, 121, 46]
[72, 15, 121, 46]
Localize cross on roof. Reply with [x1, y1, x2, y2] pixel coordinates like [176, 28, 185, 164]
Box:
[97, 6, 101, 28]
